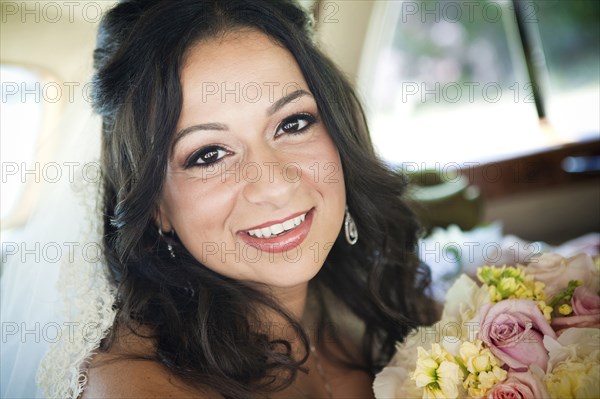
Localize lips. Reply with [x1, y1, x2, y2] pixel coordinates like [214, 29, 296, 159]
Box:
[238, 208, 314, 253]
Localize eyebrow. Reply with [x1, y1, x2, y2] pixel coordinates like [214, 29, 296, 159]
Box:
[171, 89, 313, 155]
[267, 89, 312, 116]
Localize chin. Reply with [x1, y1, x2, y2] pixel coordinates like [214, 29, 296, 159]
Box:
[249, 259, 323, 289]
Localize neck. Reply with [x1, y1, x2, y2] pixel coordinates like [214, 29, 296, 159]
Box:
[272, 282, 309, 319]
[261, 281, 311, 356]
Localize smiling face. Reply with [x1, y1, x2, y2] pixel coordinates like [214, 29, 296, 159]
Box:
[157, 29, 346, 289]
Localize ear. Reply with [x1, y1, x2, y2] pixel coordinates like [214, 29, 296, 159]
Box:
[153, 202, 174, 233]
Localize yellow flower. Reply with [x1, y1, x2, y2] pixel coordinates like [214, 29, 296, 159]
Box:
[477, 265, 554, 319]
[538, 301, 553, 321]
[412, 344, 461, 399]
[498, 277, 518, 296]
[533, 281, 547, 298]
[558, 303, 573, 315]
[479, 367, 508, 389]
[458, 340, 507, 397]
[487, 285, 502, 302]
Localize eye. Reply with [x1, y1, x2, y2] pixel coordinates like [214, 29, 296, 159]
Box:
[186, 145, 231, 168]
[275, 113, 316, 137]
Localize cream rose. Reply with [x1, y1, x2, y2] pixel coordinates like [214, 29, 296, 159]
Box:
[544, 328, 600, 399]
[524, 253, 599, 298]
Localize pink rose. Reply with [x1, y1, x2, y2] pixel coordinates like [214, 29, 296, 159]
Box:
[524, 253, 599, 298]
[572, 286, 600, 315]
[486, 370, 549, 399]
[478, 299, 556, 371]
[552, 286, 600, 332]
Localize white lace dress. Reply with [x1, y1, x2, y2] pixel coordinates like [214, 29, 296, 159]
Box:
[33, 157, 117, 398]
[35, 244, 116, 398]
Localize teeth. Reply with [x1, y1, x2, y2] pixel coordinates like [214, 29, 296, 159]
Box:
[282, 218, 296, 230]
[246, 212, 307, 238]
[270, 224, 284, 235]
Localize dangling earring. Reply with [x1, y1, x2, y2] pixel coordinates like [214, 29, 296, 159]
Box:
[158, 228, 176, 258]
[344, 205, 358, 245]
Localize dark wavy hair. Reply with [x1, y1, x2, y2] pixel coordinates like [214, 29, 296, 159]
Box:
[92, 0, 435, 397]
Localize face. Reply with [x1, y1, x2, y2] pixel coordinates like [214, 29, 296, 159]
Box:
[158, 29, 346, 289]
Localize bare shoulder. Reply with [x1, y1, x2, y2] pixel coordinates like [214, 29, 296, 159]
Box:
[81, 328, 223, 399]
[80, 355, 220, 398]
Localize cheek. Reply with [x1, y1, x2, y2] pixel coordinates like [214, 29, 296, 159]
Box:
[313, 135, 345, 198]
[300, 134, 346, 232]
[311, 157, 344, 204]
[163, 177, 238, 253]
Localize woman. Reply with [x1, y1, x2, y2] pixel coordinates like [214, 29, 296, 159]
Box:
[44, 0, 435, 397]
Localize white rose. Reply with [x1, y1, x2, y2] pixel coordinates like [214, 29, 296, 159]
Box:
[441, 274, 491, 346]
[543, 328, 600, 398]
[373, 329, 433, 398]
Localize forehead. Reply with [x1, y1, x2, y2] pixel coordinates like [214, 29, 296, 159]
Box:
[180, 29, 309, 103]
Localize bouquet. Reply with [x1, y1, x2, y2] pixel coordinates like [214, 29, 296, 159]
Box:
[374, 253, 600, 398]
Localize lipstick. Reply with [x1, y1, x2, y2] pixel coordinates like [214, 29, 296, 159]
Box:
[238, 208, 314, 253]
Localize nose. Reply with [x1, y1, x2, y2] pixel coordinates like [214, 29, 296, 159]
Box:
[241, 146, 301, 209]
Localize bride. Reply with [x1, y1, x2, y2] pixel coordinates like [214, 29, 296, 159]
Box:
[38, 0, 435, 397]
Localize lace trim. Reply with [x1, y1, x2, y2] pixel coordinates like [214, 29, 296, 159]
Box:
[36, 166, 117, 398]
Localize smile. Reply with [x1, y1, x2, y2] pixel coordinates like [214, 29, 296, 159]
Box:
[238, 208, 314, 253]
[245, 212, 306, 238]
